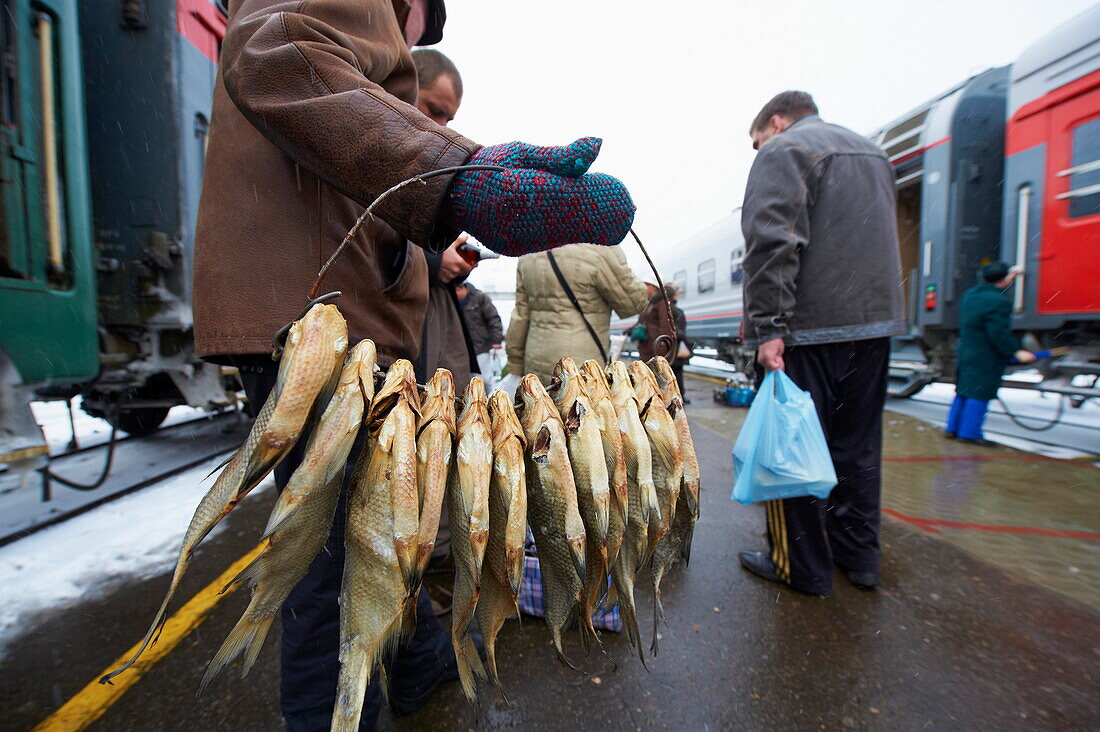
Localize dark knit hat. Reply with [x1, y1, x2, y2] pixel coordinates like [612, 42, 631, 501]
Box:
[418, 0, 447, 45]
[982, 261, 1010, 283]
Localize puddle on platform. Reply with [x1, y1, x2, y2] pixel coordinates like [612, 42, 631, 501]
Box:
[685, 376, 1100, 611]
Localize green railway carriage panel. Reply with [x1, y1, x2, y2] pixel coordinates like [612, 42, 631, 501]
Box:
[0, 0, 97, 384]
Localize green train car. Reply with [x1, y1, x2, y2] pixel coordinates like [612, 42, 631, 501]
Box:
[0, 0, 229, 465]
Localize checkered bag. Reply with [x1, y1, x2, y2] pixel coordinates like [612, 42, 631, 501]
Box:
[517, 554, 623, 632]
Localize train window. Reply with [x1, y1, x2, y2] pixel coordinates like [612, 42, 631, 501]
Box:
[1062, 118, 1100, 219]
[730, 248, 744, 283]
[697, 259, 715, 294]
[673, 270, 686, 297]
[1, 0, 16, 128]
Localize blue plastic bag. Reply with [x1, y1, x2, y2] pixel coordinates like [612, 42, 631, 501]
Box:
[731, 370, 837, 504]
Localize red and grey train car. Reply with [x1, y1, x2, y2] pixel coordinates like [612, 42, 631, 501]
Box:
[653, 7, 1099, 397]
[0, 1, 229, 464]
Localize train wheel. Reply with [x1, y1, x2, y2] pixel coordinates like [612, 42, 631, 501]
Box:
[106, 407, 171, 436]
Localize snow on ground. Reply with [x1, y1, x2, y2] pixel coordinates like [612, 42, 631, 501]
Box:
[0, 456, 273, 658]
[913, 380, 1100, 431]
[30, 398, 212, 455]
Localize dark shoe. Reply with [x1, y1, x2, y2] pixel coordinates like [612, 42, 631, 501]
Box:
[958, 437, 997, 448]
[683, 397, 692, 405]
[943, 430, 956, 439]
[844, 568, 880, 591]
[740, 550, 829, 597]
[739, 550, 783, 584]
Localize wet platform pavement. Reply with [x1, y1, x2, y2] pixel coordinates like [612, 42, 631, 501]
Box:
[4, 374, 1098, 730]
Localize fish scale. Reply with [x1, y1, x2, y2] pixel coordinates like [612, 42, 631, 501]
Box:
[551, 357, 610, 652]
[333, 360, 419, 732]
[579, 360, 628, 576]
[414, 369, 456, 588]
[449, 378, 493, 703]
[604, 360, 658, 664]
[649, 356, 701, 562]
[200, 339, 376, 695]
[476, 390, 528, 698]
[516, 374, 586, 668]
[99, 303, 347, 686]
[628, 360, 684, 654]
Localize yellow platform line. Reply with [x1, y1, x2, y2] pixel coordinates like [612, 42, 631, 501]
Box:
[686, 372, 729, 385]
[34, 542, 265, 732]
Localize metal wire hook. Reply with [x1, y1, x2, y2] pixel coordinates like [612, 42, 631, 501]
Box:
[628, 227, 678, 362]
[271, 290, 343, 360]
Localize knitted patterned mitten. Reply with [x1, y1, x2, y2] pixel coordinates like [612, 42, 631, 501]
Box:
[440, 137, 636, 256]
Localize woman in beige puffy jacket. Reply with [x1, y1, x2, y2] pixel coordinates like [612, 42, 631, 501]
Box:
[506, 244, 649, 384]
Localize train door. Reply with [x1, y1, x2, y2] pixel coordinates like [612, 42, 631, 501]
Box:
[1040, 85, 1100, 316]
[1, 0, 30, 281]
[0, 0, 95, 385]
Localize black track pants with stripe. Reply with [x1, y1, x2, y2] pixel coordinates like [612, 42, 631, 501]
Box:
[756, 337, 889, 595]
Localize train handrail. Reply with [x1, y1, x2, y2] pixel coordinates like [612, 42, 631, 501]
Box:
[1014, 186, 1031, 313]
[36, 12, 64, 276]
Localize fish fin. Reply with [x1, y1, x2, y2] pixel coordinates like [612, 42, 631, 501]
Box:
[202, 453, 235, 482]
[680, 523, 696, 566]
[667, 398, 683, 419]
[262, 492, 298, 538]
[568, 536, 587, 588]
[400, 587, 421, 636]
[564, 400, 585, 434]
[531, 425, 551, 460]
[378, 663, 392, 708]
[197, 613, 272, 696]
[647, 425, 678, 470]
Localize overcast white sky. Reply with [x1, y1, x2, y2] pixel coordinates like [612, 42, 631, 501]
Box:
[433, 0, 1097, 292]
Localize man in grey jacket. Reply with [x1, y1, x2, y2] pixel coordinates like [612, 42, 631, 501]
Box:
[737, 91, 905, 597]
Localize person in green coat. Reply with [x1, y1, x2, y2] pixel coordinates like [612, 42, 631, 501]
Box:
[945, 261, 1036, 446]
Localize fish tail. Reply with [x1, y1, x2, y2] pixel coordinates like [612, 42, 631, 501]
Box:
[331, 643, 372, 732]
[198, 613, 273, 696]
[550, 626, 581, 673]
[483, 630, 506, 696]
[578, 610, 601, 655]
[650, 581, 665, 655]
[241, 615, 274, 676]
[454, 632, 485, 703]
[98, 555, 189, 685]
[622, 592, 649, 670]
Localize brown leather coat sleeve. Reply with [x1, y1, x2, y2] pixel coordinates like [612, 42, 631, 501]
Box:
[221, 0, 481, 245]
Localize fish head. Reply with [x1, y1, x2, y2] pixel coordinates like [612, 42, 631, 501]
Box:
[647, 355, 682, 405]
[370, 359, 421, 425]
[458, 377, 490, 431]
[462, 376, 489, 409]
[488, 390, 526, 447]
[549, 357, 583, 410]
[345, 339, 378, 399]
[579, 360, 612, 401]
[421, 369, 456, 433]
[605, 361, 635, 403]
[301, 302, 350, 358]
[515, 374, 557, 432]
[628, 360, 664, 414]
